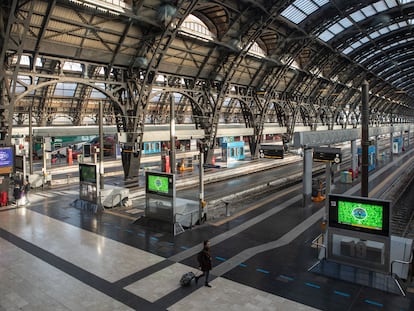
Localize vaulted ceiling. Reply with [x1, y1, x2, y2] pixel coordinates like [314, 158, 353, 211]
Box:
[1, 0, 414, 127]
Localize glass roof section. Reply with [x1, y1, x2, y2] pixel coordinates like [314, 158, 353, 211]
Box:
[341, 20, 413, 55]
[317, 0, 399, 42]
[90, 83, 106, 99]
[280, 0, 329, 24]
[360, 37, 414, 66]
[54, 83, 76, 97]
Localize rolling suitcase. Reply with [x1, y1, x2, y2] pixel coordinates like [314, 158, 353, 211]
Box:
[180, 271, 195, 287]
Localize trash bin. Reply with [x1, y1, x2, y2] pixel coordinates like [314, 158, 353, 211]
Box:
[1, 191, 8, 206]
[340, 171, 352, 184]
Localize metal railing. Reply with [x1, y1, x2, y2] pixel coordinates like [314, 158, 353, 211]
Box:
[390, 252, 413, 297]
[308, 233, 327, 271]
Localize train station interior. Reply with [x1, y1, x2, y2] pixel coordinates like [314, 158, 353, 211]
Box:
[1, 0, 414, 310]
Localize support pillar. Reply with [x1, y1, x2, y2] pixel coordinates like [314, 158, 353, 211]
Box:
[324, 162, 332, 219]
[351, 139, 358, 179]
[389, 130, 394, 162]
[303, 147, 313, 207]
[170, 94, 176, 174]
[374, 136, 379, 166]
[361, 80, 369, 197]
[99, 102, 104, 190]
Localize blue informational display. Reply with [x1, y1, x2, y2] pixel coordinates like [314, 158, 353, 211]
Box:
[0, 147, 13, 167]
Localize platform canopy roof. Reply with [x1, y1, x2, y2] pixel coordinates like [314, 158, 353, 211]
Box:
[1, 0, 414, 125]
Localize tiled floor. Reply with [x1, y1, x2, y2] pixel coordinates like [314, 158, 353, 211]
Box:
[0, 204, 322, 311]
[1, 151, 414, 310]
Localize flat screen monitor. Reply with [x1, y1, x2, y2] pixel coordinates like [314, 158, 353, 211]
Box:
[15, 155, 24, 171]
[329, 194, 390, 236]
[259, 144, 284, 159]
[79, 163, 97, 184]
[146, 172, 174, 197]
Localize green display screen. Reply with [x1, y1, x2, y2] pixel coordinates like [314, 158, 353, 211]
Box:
[147, 174, 170, 194]
[79, 163, 97, 184]
[337, 200, 383, 230]
[329, 194, 390, 236]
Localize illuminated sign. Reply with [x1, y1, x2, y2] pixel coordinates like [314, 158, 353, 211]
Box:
[329, 194, 390, 236]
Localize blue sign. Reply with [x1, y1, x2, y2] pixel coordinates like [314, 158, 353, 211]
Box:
[0, 147, 13, 167]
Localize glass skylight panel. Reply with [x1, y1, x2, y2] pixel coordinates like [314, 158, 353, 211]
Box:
[90, 83, 106, 99]
[63, 61, 82, 72]
[361, 5, 376, 18]
[318, 29, 335, 41]
[338, 17, 352, 28]
[388, 23, 400, 30]
[328, 23, 344, 34]
[280, 0, 328, 24]
[342, 47, 354, 54]
[378, 27, 389, 35]
[350, 11, 366, 22]
[373, 1, 389, 12]
[54, 83, 76, 97]
[280, 5, 307, 24]
[314, 0, 329, 5]
[351, 40, 363, 50]
[174, 93, 182, 101]
[370, 30, 381, 39]
[300, 0, 319, 14]
[399, 0, 414, 4]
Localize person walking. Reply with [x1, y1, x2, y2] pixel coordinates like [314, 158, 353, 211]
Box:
[195, 240, 212, 287]
[22, 178, 31, 205]
[13, 182, 21, 206]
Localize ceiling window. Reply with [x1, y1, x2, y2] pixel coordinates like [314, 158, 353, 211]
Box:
[63, 61, 83, 72]
[281, 0, 329, 24]
[54, 83, 76, 97]
[318, 0, 399, 42]
[180, 14, 214, 41]
[90, 83, 106, 99]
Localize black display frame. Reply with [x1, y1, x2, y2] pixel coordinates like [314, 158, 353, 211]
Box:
[145, 171, 174, 197]
[79, 163, 97, 184]
[328, 194, 390, 237]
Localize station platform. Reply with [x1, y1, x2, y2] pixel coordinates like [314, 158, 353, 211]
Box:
[1, 149, 414, 310]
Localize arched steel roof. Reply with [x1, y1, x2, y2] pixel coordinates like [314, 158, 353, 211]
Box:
[1, 0, 414, 128]
[281, 0, 414, 98]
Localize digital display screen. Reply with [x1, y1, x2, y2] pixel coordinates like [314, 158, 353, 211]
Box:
[259, 145, 284, 159]
[329, 194, 390, 236]
[0, 147, 13, 167]
[79, 163, 97, 184]
[146, 172, 174, 197]
[337, 200, 383, 231]
[147, 175, 169, 193]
